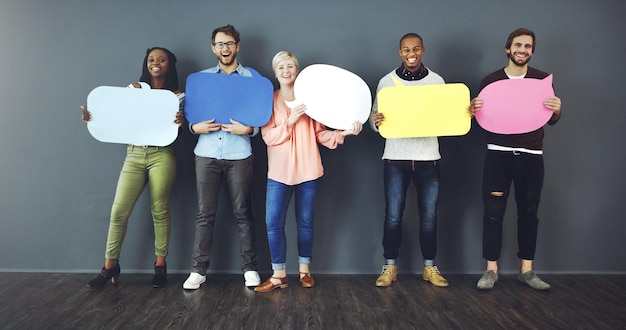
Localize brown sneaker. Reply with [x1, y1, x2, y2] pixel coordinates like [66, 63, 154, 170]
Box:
[423, 265, 449, 287]
[375, 264, 397, 287]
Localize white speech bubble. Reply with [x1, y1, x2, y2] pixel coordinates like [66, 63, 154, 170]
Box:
[87, 86, 179, 146]
[286, 64, 371, 130]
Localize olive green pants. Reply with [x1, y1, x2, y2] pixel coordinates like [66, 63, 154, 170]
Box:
[105, 145, 176, 260]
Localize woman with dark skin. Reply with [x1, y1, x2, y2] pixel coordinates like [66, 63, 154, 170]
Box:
[82, 47, 184, 288]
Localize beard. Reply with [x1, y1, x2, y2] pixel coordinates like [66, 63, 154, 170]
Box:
[219, 55, 235, 66]
[509, 51, 532, 67]
[216, 51, 237, 67]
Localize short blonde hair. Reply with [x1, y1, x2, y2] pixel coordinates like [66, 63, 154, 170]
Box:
[272, 51, 299, 72]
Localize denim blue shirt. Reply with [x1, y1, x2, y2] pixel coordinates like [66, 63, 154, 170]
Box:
[191, 64, 260, 160]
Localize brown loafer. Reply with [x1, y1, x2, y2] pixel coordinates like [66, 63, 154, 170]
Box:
[254, 276, 288, 292]
[300, 273, 315, 288]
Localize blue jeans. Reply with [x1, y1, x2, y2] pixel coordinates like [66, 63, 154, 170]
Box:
[191, 155, 257, 274]
[482, 150, 544, 261]
[383, 160, 439, 263]
[265, 178, 320, 270]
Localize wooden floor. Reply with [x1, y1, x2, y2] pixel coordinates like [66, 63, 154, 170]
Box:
[1, 273, 625, 329]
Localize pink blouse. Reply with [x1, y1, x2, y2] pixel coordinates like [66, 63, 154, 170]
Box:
[261, 91, 345, 185]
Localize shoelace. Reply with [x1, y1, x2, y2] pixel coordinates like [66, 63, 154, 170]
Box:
[427, 266, 441, 275]
[381, 265, 394, 274]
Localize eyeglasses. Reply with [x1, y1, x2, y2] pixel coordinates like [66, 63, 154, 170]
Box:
[213, 41, 237, 49]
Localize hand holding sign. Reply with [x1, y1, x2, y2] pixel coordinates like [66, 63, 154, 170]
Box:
[475, 75, 555, 134]
[86, 86, 180, 146]
[286, 64, 371, 130]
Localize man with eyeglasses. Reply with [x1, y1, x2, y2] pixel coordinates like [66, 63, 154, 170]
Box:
[369, 32, 449, 288]
[183, 24, 261, 290]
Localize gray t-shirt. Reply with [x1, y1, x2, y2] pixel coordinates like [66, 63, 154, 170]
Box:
[369, 68, 445, 161]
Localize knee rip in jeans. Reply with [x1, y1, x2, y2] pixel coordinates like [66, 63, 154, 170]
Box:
[487, 191, 505, 222]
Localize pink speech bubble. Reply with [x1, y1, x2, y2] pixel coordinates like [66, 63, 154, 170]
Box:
[476, 75, 554, 134]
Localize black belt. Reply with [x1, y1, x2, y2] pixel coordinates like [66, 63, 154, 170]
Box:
[386, 159, 438, 165]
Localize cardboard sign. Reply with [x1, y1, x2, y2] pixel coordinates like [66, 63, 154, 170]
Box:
[286, 64, 371, 130]
[87, 86, 179, 146]
[184, 69, 273, 126]
[377, 83, 471, 138]
[475, 75, 555, 134]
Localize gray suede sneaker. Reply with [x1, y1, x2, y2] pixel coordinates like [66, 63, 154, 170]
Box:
[476, 270, 498, 290]
[518, 271, 551, 290]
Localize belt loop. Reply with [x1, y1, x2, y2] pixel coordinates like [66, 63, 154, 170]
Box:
[513, 150, 521, 156]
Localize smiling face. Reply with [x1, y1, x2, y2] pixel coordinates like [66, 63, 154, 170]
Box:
[211, 32, 239, 69]
[506, 34, 534, 67]
[274, 58, 298, 87]
[398, 36, 425, 73]
[146, 48, 169, 79]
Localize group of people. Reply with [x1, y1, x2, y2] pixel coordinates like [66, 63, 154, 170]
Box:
[82, 24, 561, 292]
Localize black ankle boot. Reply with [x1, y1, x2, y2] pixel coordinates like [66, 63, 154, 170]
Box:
[87, 262, 121, 288]
[152, 263, 167, 288]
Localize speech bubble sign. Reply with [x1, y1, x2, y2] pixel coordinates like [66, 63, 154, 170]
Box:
[475, 75, 555, 134]
[184, 69, 273, 126]
[377, 83, 471, 138]
[86, 86, 179, 146]
[286, 64, 371, 130]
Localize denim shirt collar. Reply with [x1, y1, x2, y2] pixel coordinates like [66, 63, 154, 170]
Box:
[205, 63, 247, 76]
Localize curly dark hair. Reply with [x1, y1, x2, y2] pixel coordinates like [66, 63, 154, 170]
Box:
[139, 47, 179, 91]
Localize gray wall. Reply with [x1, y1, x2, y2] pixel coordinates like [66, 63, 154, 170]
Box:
[1, 0, 624, 274]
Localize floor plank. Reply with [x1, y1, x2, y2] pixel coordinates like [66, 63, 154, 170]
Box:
[1, 273, 625, 329]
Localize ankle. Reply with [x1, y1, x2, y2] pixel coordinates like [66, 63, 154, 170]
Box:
[104, 259, 118, 270]
[272, 270, 286, 279]
[486, 260, 498, 273]
[155, 257, 166, 267]
[299, 265, 310, 276]
[520, 259, 533, 273]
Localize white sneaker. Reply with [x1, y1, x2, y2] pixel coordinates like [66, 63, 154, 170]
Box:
[244, 270, 261, 287]
[183, 272, 206, 290]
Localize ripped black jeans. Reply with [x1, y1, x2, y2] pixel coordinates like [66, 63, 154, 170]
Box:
[482, 150, 544, 261]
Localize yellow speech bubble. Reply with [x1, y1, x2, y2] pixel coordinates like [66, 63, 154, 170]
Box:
[377, 83, 471, 138]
